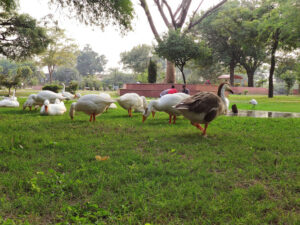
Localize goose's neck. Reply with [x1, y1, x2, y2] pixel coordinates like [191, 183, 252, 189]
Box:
[217, 85, 226, 102]
[146, 100, 157, 116]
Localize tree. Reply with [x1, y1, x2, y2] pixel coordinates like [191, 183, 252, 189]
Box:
[139, 0, 227, 83]
[148, 58, 157, 83]
[39, 28, 78, 83]
[120, 44, 152, 74]
[281, 71, 296, 95]
[53, 66, 80, 84]
[76, 45, 107, 76]
[49, 0, 134, 31]
[0, 59, 32, 94]
[155, 30, 210, 84]
[0, 2, 51, 60]
[259, 0, 300, 97]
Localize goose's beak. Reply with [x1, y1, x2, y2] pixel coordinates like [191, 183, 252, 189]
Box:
[152, 111, 156, 118]
[142, 115, 147, 123]
[45, 105, 48, 113]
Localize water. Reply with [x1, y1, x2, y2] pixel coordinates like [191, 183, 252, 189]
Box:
[226, 110, 300, 118]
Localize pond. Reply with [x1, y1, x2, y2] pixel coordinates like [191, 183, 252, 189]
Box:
[226, 110, 300, 118]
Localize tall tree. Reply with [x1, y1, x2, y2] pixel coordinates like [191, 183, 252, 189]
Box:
[155, 30, 210, 84]
[120, 44, 152, 74]
[259, 0, 300, 97]
[139, 0, 227, 83]
[53, 66, 80, 84]
[76, 45, 107, 76]
[39, 28, 78, 83]
[0, 1, 51, 60]
[148, 58, 157, 83]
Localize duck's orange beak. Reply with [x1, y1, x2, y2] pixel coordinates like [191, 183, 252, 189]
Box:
[45, 105, 48, 113]
[142, 115, 147, 123]
[152, 111, 156, 118]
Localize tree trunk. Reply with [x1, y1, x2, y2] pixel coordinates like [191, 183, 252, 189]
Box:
[165, 60, 175, 83]
[180, 67, 186, 85]
[268, 29, 280, 98]
[247, 71, 254, 87]
[229, 61, 235, 86]
[8, 87, 11, 95]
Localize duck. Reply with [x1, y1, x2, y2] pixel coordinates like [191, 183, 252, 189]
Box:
[116, 93, 147, 117]
[99, 93, 117, 110]
[69, 94, 115, 121]
[0, 90, 19, 107]
[23, 94, 40, 110]
[175, 82, 233, 136]
[40, 99, 67, 116]
[61, 83, 81, 100]
[249, 99, 257, 108]
[32, 90, 66, 105]
[143, 92, 190, 124]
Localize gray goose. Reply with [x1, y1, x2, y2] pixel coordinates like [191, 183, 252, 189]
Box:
[175, 82, 233, 136]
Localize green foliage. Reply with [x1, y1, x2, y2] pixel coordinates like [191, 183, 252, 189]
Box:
[79, 75, 102, 91]
[0, 9, 51, 60]
[280, 71, 296, 95]
[0, 59, 32, 94]
[53, 66, 80, 84]
[49, 0, 134, 31]
[148, 58, 157, 83]
[102, 68, 136, 89]
[155, 30, 210, 84]
[76, 45, 107, 76]
[65, 81, 79, 94]
[120, 44, 152, 74]
[42, 84, 62, 93]
[0, 95, 300, 223]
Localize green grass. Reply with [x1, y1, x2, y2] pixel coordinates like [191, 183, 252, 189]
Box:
[0, 93, 300, 224]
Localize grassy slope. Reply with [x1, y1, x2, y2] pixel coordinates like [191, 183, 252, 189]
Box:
[0, 94, 300, 224]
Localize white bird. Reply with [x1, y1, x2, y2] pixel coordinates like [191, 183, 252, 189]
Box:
[40, 99, 67, 116]
[69, 94, 115, 121]
[99, 92, 117, 109]
[61, 83, 81, 100]
[175, 82, 233, 136]
[117, 93, 147, 117]
[32, 90, 66, 105]
[0, 90, 19, 107]
[142, 92, 190, 124]
[23, 94, 39, 110]
[249, 99, 258, 108]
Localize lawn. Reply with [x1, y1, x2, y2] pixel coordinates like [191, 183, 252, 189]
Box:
[0, 92, 300, 224]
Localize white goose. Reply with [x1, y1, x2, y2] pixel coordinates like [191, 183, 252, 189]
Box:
[117, 93, 147, 117]
[23, 94, 39, 110]
[32, 90, 66, 105]
[69, 94, 115, 122]
[40, 99, 67, 116]
[249, 99, 258, 108]
[142, 92, 190, 124]
[175, 82, 233, 136]
[99, 93, 117, 110]
[61, 83, 81, 100]
[0, 90, 19, 107]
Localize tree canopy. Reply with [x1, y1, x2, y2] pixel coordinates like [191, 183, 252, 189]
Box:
[76, 45, 107, 76]
[49, 0, 134, 31]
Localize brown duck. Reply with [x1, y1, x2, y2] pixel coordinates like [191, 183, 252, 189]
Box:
[175, 82, 233, 136]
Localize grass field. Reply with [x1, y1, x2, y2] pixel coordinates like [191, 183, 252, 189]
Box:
[0, 92, 300, 224]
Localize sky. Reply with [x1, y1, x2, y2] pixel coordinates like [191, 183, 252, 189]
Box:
[19, 0, 219, 71]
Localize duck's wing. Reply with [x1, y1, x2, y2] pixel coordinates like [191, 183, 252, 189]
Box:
[175, 92, 221, 114]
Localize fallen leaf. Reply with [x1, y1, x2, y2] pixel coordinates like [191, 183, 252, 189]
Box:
[95, 155, 110, 161]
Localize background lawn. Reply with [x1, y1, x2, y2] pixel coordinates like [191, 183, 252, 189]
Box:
[0, 92, 300, 224]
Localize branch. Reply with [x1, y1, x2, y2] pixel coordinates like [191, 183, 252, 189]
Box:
[186, 0, 204, 30]
[154, 0, 173, 29]
[188, 0, 227, 30]
[176, 0, 192, 28]
[139, 0, 161, 42]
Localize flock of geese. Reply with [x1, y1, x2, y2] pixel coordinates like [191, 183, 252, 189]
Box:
[0, 82, 235, 136]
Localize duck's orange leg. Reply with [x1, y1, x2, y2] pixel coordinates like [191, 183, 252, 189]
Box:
[191, 122, 204, 131]
[168, 114, 172, 124]
[89, 114, 93, 122]
[152, 111, 156, 118]
[128, 108, 132, 117]
[202, 123, 209, 136]
[93, 113, 96, 122]
[173, 115, 177, 124]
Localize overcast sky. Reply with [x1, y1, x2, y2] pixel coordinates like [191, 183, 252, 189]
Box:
[19, 0, 219, 71]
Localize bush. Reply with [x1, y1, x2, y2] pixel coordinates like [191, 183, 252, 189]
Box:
[65, 81, 79, 94]
[42, 84, 62, 93]
[148, 59, 157, 83]
[243, 90, 248, 95]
